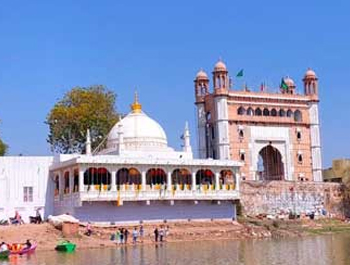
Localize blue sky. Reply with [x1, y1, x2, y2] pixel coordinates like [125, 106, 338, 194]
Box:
[0, 0, 349, 167]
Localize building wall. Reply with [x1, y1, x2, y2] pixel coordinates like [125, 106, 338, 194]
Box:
[201, 91, 318, 181]
[240, 181, 343, 216]
[69, 200, 236, 223]
[290, 125, 313, 180]
[323, 159, 350, 182]
[0, 156, 53, 222]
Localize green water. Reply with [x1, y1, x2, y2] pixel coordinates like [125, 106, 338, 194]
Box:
[1, 233, 350, 265]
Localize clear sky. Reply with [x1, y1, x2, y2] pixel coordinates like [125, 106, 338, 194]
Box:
[0, 0, 349, 167]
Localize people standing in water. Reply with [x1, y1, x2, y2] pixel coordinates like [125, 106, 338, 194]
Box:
[154, 227, 159, 242]
[132, 227, 138, 244]
[120, 228, 124, 244]
[116, 229, 121, 244]
[159, 226, 164, 242]
[124, 228, 129, 244]
[165, 225, 170, 240]
[110, 225, 170, 246]
[139, 225, 144, 242]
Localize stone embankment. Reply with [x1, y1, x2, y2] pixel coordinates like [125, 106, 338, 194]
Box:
[240, 181, 344, 217]
[1, 218, 350, 252]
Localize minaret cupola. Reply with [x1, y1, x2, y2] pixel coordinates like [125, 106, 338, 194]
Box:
[194, 69, 209, 102]
[213, 59, 229, 92]
[303, 68, 318, 96]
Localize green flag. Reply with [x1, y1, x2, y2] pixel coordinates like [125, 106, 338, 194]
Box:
[280, 78, 288, 90]
[236, 69, 244, 77]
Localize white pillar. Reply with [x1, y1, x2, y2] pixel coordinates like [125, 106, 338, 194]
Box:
[58, 171, 63, 196]
[196, 104, 207, 158]
[141, 171, 146, 191]
[79, 168, 85, 192]
[167, 171, 172, 191]
[215, 172, 220, 191]
[111, 170, 117, 191]
[309, 103, 322, 181]
[235, 172, 240, 192]
[192, 172, 196, 191]
[215, 96, 230, 160]
[69, 168, 74, 194]
[86, 129, 91, 155]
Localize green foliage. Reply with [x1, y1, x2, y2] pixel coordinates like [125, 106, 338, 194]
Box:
[0, 120, 8, 156]
[46, 85, 119, 154]
[236, 200, 243, 216]
[0, 138, 8, 156]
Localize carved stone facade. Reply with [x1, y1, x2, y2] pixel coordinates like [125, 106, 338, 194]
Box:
[194, 60, 322, 182]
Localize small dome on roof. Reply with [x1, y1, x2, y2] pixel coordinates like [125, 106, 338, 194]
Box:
[214, 60, 227, 71]
[196, 69, 209, 79]
[284, 77, 295, 87]
[304, 68, 317, 78]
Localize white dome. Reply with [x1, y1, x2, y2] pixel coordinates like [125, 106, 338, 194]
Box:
[106, 111, 168, 152]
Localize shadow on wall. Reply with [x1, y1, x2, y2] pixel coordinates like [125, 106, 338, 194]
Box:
[73, 201, 236, 223]
[44, 173, 55, 219]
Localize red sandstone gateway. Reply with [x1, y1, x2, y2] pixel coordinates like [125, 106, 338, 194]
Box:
[194, 60, 322, 182]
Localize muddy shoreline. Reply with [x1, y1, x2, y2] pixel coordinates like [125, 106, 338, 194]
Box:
[0, 218, 349, 252]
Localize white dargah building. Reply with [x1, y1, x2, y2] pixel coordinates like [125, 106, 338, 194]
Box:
[0, 95, 241, 223]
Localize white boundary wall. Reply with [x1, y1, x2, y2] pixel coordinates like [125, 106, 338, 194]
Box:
[0, 156, 53, 222]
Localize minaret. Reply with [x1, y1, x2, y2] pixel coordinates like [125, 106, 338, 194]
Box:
[194, 69, 209, 158]
[117, 124, 124, 154]
[86, 129, 91, 155]
[212, 59, 230, 160]
[303, 69, 322, 181]
[303, 68, 318, 97]
[183, 121, 192, 153]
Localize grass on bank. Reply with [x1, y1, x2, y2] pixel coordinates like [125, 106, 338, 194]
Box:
[238, 216, 350, 236]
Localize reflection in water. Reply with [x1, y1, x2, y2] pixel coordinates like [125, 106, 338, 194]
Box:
[1, 233, 350, 265]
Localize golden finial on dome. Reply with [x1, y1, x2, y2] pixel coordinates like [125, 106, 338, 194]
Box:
[131, 90, 142, 113]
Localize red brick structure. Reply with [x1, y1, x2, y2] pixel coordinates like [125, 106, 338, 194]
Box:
[194, 60, 322, 182]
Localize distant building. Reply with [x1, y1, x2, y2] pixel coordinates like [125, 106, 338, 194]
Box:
[194, 60, 322, 182]
[323, 159, 350, 183]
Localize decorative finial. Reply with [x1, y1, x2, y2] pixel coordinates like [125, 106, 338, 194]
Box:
[131, 90, 142, 113]
[134, 90, 139, 103]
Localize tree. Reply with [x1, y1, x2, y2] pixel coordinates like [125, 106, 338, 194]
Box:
[0, 120, 8, 156]
[0, 138, 8, 156]
[46, 85, 119, 154]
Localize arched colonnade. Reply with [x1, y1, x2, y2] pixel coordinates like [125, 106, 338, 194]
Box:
[53, 166, 238, 196]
